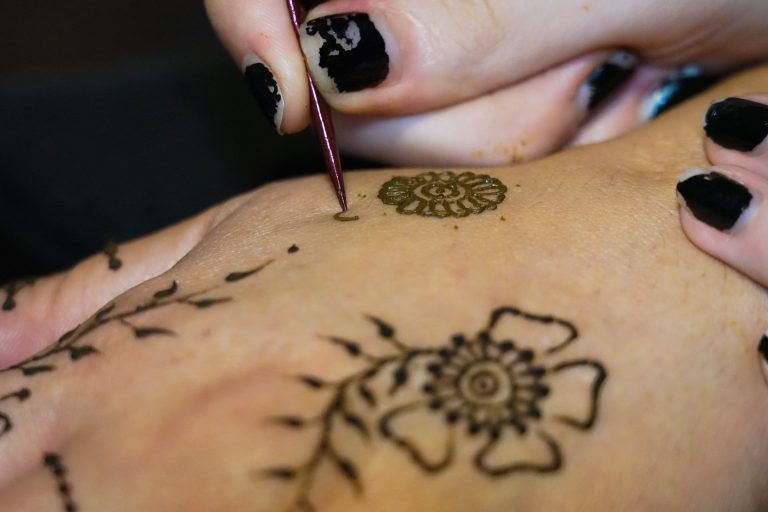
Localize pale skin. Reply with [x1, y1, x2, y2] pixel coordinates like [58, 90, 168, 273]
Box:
[1, 66, 768, 511]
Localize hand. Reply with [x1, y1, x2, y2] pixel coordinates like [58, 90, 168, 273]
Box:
[205, 0, 768, 165]
[676, 95, 768, 287]
[2, 66, 768, 510]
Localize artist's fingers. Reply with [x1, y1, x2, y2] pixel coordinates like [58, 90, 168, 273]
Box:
[297, 0, 765, 117]
[299, 0, 610, 116]
[674, 95, 768, 288]
[571, 65, 721, 147]
[677, 164, 768, 288]
[335, 51, 640, 166]
[0, 194, 252, 368]
[205, 0, 311, 133]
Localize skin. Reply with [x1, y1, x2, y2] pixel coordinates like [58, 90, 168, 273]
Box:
[1, 66, 768, 511]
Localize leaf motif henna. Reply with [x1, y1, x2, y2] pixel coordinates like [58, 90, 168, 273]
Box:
[1, 278, 37, 312]
[103, 241, 123, 271]
[268, 307, 607, 511]
[0, 260, 275, 440]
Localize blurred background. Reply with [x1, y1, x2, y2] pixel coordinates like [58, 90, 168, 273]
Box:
[0, 0, 375, 283]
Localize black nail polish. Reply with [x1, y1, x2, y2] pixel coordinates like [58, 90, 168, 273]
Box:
[305, 13, 389, 93]
[676, 171, 753, 231]
[245, 62, 283, 129]
[705, 98, 768, 152]
[759, 333, 768, 364]
[582, 52, 637, 111]
[645, 66, 719, 119]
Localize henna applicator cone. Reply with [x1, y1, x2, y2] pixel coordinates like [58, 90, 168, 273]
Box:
[286, 0, 348, 212]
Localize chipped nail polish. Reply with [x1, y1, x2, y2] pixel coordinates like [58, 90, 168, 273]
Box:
[244, 56, 285, 131]
[759, 333, 768, 379]
[643, 65, 719, 119]
[302, 13, 389, 93]
[580, 51, 637, 111]
[704, 97, 768, 152]
[676, 169, 753, 231]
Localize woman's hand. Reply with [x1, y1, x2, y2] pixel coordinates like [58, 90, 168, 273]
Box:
[676, 95, 768, 287]
[205, 0, 768, 165]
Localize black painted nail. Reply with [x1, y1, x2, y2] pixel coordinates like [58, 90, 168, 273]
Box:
[759, 332, 768, 365]
[676, 170, 753, 231]
[581, 51, 637, 111]
[244, 58, 284, 130]
[303, 13, 389, 93]
[644, 66, 719, 119]
[704, 97, 768, 152]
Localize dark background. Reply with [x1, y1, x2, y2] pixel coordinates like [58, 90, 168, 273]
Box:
[0, 0, 373, 283]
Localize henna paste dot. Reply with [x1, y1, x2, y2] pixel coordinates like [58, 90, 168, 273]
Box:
[333, 212, 360, 222]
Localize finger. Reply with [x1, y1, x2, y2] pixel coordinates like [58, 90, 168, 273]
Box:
[676, 166, 768, 287]
[298, 0, 616, 116]
[335, 51, 637, 166]
[297, 0, 767, 117]
[0, 193, 252, 368]
[571, 65, 722, 148]
[205, 0, 310, 133]
[703, 95, 768, 175]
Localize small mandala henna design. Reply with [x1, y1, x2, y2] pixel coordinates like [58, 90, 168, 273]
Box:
[264, 307, 607, 511]
[378, 171, 507, 218]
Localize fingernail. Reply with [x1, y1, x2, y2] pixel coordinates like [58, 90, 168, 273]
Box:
[676, 168, 754, 231]
[759, 332, 768, 380]
[243, 55, 285, 132]
[301, 13, 389, 93]
[643, 65, 719, 120]
[704, 97, 768, 152]
[579, 51, 637, 111]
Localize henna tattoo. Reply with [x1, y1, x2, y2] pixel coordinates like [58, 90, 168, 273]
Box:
[378, 171, 507, 218]
[0, 259, 275, 440]
[0, 388, 30, 436]
[265, 308, 607, 511]
[102, 241, 122, 271]
[43, 452, 78, 512]
[1, 278, 36, 312]
[333, 212, 360, 222]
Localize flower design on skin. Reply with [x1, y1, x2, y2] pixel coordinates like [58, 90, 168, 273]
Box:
[379, 308, 606, 476]
[378, 171, 507, 218]
[266, 307, 607, 511]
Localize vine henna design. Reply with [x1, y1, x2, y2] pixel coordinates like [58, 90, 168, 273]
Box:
[2, 278, 37, 312]
[265, 307, 607, 511]
[378, 171, 507, 218]
[0, 259, 274, 439]
[43, 452, 78, 512]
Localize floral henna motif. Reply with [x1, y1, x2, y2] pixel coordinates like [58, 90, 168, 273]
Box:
[377, 171, 507, 218]
[0, 259, 274, 440]
[266, 307, 607, 511]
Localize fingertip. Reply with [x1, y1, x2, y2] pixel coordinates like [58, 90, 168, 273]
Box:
[676, 166, 768, 287]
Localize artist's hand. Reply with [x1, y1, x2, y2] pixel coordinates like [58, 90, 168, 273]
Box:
[677, 95, 768, 288]
[205, 0, 768, 165]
